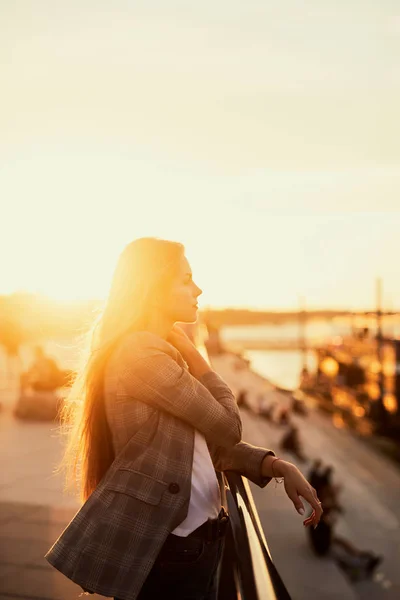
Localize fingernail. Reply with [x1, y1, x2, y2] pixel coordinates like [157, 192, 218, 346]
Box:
[299, 508, 305, 515]
[314, 523, 318, 529]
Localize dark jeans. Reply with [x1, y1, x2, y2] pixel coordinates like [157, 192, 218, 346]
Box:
[115, 531, 225, 600]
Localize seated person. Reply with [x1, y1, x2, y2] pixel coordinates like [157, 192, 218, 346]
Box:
[21, 346, 62, 392]
[280, 424, 307, 462]
[307, 466, 382, 579]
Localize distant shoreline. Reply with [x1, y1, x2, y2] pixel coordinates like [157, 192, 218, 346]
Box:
[202, 308, 399, 327]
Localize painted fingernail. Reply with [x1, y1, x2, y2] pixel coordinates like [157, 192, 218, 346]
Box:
[299, 508, 305, 515]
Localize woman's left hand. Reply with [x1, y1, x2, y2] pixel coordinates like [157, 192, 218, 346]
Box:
[277, 461, 323, 528]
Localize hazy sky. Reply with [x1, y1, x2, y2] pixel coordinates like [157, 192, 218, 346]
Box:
[1, 1, 400, 309]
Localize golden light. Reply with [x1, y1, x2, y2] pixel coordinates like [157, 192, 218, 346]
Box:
[333, 389, 344, 406]
[332, 388, 353, 408]
[369, 360, 382, 374]
[320, 357, 339, 378]
[359, 356, 370, 369]
[353, 406, 365, 418]
[357, 419, 374, 436]
[333, 412, 346, 429]
[382, 362, 396, 377]
[367, 383, 381, 401]
[383, 393, 398, 414]
[334, 351, 352, 365]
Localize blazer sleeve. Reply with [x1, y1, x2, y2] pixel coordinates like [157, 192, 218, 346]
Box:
[198, 369, 275, 487]
[207, 440, 275, 488]
[118, 350, 242, 448]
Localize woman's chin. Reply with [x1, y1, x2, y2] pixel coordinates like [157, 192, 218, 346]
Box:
[177, 309, 198, 324]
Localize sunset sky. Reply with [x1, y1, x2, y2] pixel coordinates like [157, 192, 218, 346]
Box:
[1, 1, 400, 310]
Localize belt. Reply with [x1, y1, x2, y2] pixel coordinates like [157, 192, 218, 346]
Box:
[188, 507, 229, 543]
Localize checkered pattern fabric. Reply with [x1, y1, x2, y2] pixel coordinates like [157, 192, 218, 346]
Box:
[45, 332, 274, 600]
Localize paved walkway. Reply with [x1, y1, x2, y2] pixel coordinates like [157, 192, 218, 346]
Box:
[0, 391, 103, 600]
[211, 353, 400, 600]
[0, 501, 101, 600]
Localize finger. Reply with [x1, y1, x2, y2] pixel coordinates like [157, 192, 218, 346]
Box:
[303, 510, 315, 523]
[287, 491, 305, 515]
[306, 504, 322, 524]
[311, 498, 324, 520]
[303, 510, 315, 527]
[301, 505, 321, 528]
[173, 325, 188, 337]
[302, 490, 323, 522]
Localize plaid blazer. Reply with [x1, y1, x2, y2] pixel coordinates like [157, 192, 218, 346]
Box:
[45, 332, 275, 600]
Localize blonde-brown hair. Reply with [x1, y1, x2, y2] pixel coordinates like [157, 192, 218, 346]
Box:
[56, 237, 184, 503]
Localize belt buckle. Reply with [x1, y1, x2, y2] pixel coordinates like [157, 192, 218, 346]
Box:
[206, 508, 229, 543]
[216, 508, 229, 540]
[220, 507, 229, 523]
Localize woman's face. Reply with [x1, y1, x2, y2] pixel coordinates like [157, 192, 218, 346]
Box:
[164, 254, 202, 323]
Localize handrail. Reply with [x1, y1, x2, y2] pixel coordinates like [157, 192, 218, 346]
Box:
[217, 471, 292, 600]
[191, 328, 292, 599]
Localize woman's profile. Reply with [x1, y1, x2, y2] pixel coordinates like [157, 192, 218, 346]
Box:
[44, 237, 322, 600]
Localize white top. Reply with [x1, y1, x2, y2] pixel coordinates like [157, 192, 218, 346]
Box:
[172, 429, 221, 537]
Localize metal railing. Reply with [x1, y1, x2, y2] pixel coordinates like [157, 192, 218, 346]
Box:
[218, 471, 292, 600]
[192, 328, 292, 599]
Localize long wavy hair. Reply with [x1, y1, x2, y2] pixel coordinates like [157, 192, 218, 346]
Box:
[56, 237, 184, 504]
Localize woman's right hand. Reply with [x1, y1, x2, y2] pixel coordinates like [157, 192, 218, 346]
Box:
[167, 325, 196, 357]
[167, 325, 212, 379]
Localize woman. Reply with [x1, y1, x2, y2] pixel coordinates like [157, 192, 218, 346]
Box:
[45, 237, 323, 600]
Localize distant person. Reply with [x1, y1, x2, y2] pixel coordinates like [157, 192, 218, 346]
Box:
[277, 406, 290, 426]
[308, 459, 324, 490]
[291, 395, 308, 416]
[299, 366, 311, 390]
[280, 424, 307, 462]
[21, 346, 61, 392]
[259, 399, 277, 422]
[44, 237, 323, 600]
[319, 465, 335, 488]
[308, 462, 335, 488]
[307, 465, 382, 580]
[236, 388, 249, 408]
[316, 371, 332, 399]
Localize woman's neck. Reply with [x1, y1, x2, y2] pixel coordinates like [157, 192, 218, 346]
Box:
[144, 314, 174, 340]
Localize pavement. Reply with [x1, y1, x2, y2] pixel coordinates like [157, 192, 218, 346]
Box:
[0, 354, 399, 600]
[0, 381, 104, 600]
[211, 352, 400, 600]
